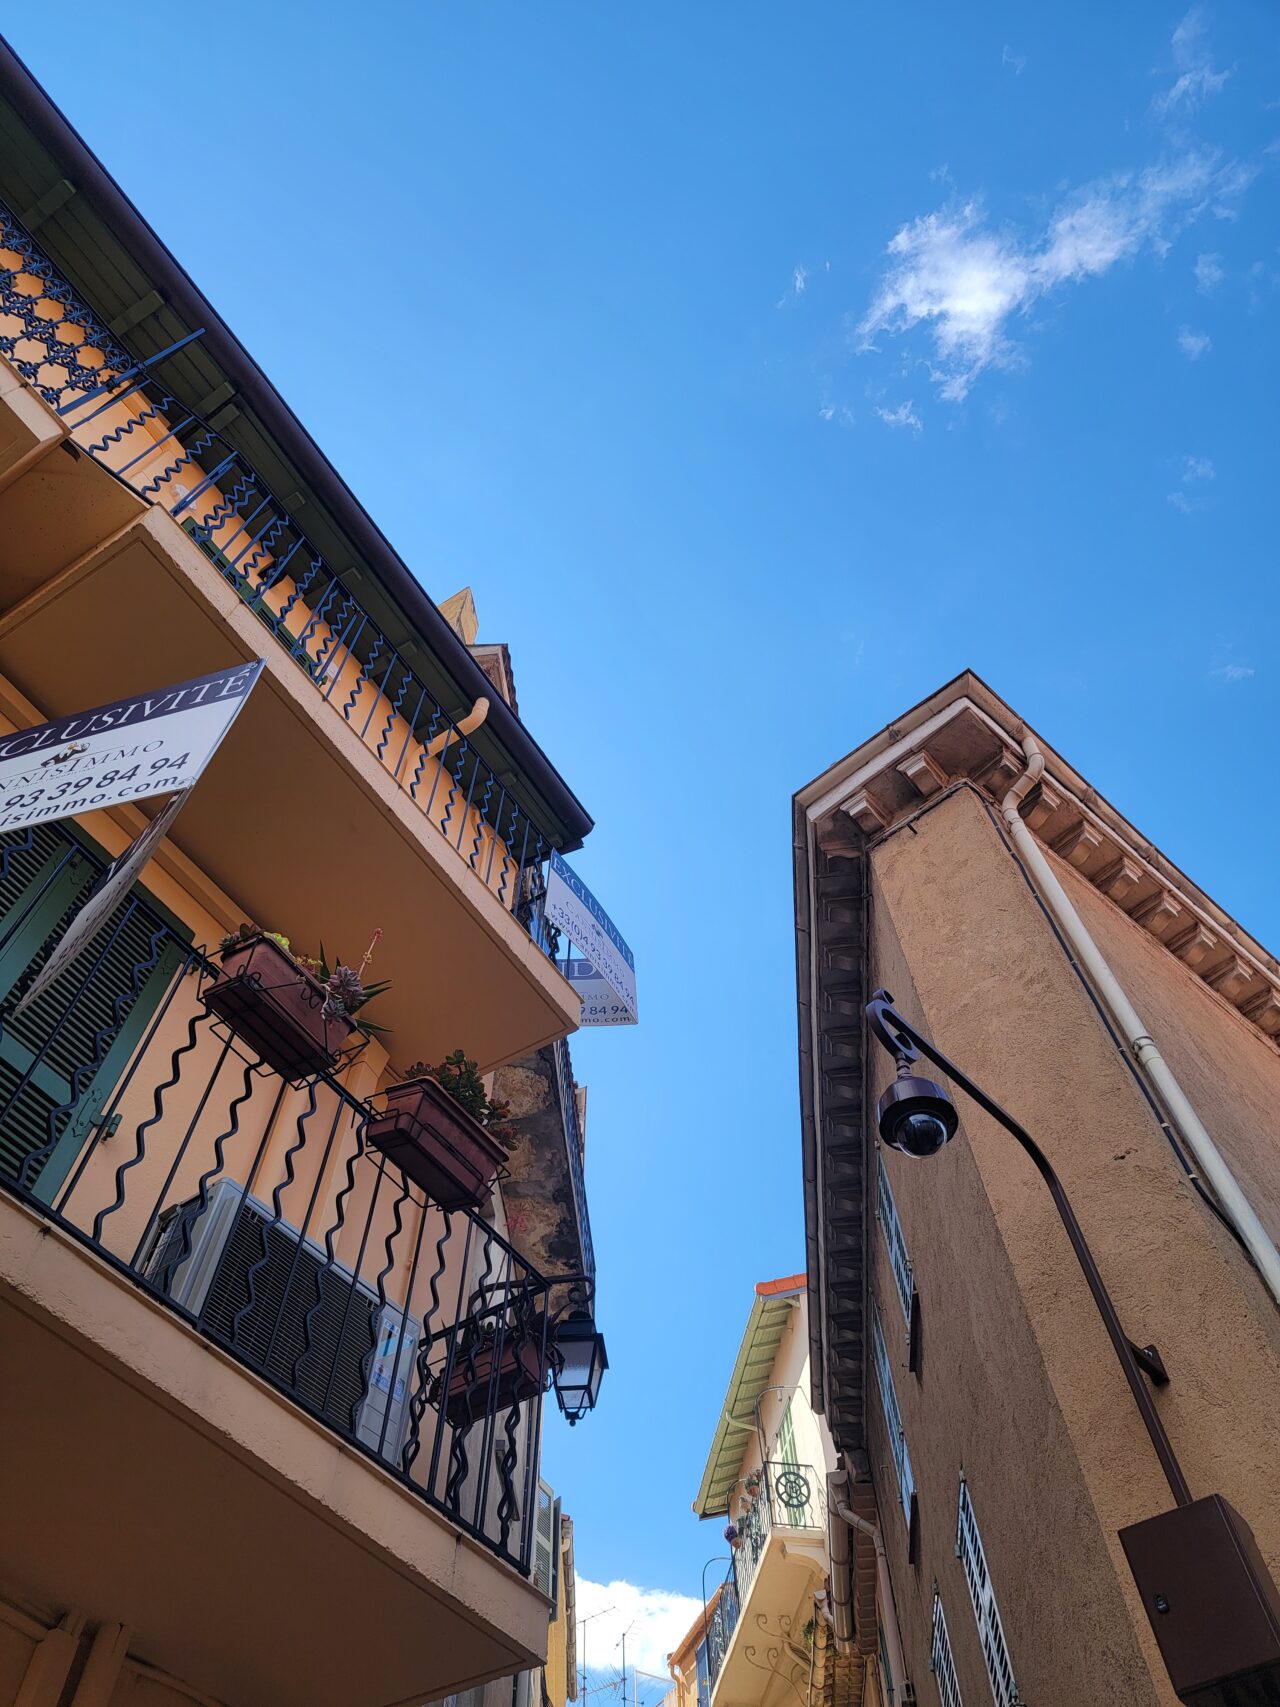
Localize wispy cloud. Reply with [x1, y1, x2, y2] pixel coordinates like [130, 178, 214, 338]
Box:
[875, 400, 922, 432]
[1152, 9, 1230, 120]
[819, 401, 854, 425]
[857, 153, 1247, 399]
[577, 1577, 703, 1677]
[1002, 44, 1026, 76]
[793, 265, 808, 296]
[1194, 251, 1224, 292]
[1211, 661, 1254, 682]
[1168, 452, 1215, 509]
[1177, 324, 1212, 359]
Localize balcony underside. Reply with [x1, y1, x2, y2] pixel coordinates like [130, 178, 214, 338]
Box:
[0, 422, 578, 1071]
[0, 1190, 548, 1707]
[713, 1533, 826, 1707]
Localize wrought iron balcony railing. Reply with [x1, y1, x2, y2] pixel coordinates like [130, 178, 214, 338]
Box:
[731, 1460, 827, 1605]
[0, 200, 559, 952]
[704, 1572, 741, 1700]
[0, 823, 555, 1572]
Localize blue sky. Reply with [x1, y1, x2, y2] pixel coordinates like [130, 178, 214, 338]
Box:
[12, 0, 1280, 1687]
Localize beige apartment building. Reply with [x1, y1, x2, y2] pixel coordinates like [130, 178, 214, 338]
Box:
[793, 671, 1280, 1706]
[0, 35, 608, 1707]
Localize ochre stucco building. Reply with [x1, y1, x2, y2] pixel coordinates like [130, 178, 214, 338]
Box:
[794, 671, 1280, 1706]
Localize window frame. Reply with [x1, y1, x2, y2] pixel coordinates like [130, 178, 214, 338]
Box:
[869, 1301, 916, 1525]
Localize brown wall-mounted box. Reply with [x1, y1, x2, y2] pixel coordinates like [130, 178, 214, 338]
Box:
[1119, 1494, 1280, 1705]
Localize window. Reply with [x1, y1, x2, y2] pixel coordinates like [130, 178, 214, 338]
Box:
[775, 1395, 799, 1468]
[0, 824, 189, 1203]
[930, 1588, 963, 1707]
[533, 1480, 561, 1608]
[869, 1304, 915, 1523]
[876, 1155, 914, 1324]
[956, 1479, 1021, 1707]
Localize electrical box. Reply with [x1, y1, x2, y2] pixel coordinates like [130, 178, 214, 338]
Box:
[1119, 1494, 1280, 1706]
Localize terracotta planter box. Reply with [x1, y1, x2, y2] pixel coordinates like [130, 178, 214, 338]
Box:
[366, 1074, 506, 1209]
[443, 1319, 546, 1427]
[203, 935, 354, 1082]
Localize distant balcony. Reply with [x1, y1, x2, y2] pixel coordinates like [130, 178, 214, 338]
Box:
[0, 822, 559, 1705]
[0, 199, 579, 1067]
[732, 1459, 827, 1601]
[707, 1463, 827, 1703]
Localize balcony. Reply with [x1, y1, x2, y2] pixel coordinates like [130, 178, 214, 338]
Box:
[0, 822, 561, 1707]
[0, 198, 580, 1069]
[708, 1463, 828, 1705]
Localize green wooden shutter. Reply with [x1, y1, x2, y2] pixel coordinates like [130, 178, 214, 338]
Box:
[0, 825, 190, 1201]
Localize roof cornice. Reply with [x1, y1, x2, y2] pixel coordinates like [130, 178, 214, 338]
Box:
[798, 672, 1280, 1047]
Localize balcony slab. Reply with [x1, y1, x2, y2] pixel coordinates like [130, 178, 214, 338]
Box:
[0, 499, 578, 1070]
[0, 1188, 549, 1707]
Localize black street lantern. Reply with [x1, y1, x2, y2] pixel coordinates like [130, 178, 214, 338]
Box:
[552, 1310, 608, 1424]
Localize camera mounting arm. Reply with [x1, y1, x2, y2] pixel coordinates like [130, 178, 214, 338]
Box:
[865, 989, 1191, 1509]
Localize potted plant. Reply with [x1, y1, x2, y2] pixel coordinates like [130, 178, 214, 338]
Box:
[204, 924, 388, 1083]
[366, 1049, 516, 1209]
[440, 1309, 546, 1427]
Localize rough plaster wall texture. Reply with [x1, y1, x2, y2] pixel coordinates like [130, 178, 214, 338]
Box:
[1055, 855, 1280, 1254]
[864, 786, 1280, 1705]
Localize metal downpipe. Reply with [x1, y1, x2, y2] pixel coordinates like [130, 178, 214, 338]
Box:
[1002, 734, 1280, 1308]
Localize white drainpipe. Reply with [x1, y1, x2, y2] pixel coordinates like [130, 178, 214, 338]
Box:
[826, 1467, 909, 1701]
[1002, 734, 1280, 1308]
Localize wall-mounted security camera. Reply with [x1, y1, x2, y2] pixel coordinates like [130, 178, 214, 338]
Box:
[875, 1072, 959, 1158]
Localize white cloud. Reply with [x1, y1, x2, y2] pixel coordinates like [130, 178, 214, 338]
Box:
[1194, 251, 1224, 292]
[793, 265, 808, 296]
[1153, 9, 1230, 119]
[875, 400, 922, 431]
[1178, 324, 1212, 359]
[1002, 44, 1026, 76]
[818, 401, 854, 425]
[1211, 662, 1254, 682]
[857, 154, 1247, 399]
[1168, 454, 1216, 509]
[576, 1577, 704, 1679]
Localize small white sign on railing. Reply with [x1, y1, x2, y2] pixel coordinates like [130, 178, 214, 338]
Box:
[546, 851, 637, 1026]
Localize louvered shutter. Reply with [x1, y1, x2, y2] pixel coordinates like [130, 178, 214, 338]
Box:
[0, 825, 187, 1198]
[532, 1480, 560, 1601]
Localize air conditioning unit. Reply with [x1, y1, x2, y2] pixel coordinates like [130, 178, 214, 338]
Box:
[141, 1178, 420, 1465]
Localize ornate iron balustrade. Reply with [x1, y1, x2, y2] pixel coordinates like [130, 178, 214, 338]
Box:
[0, 201, 558, 950]
[0, 825, 554, 1572]
[731, 1461, 826, 1604]
[551, 1035, 594, 1283]
[705, 1572, 741, 1698]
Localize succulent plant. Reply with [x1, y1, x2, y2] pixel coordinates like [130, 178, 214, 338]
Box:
[324, 962, 366, 1019]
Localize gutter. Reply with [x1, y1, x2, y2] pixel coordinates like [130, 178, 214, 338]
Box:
[0, 35, 593, 852]
[793, 795, 826, 1416]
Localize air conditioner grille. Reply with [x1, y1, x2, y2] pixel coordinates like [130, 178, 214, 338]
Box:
[200, 1203, 381, 1430]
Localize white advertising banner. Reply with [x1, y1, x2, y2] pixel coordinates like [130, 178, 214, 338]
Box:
[545, 851, 638, 1026]
[0, 660, 265, 836]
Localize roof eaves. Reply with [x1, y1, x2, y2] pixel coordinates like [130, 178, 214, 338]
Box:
[0, 35, 594, 852]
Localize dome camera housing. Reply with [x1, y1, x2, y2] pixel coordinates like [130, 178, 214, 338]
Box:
[876, 1073, 958, 1158]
